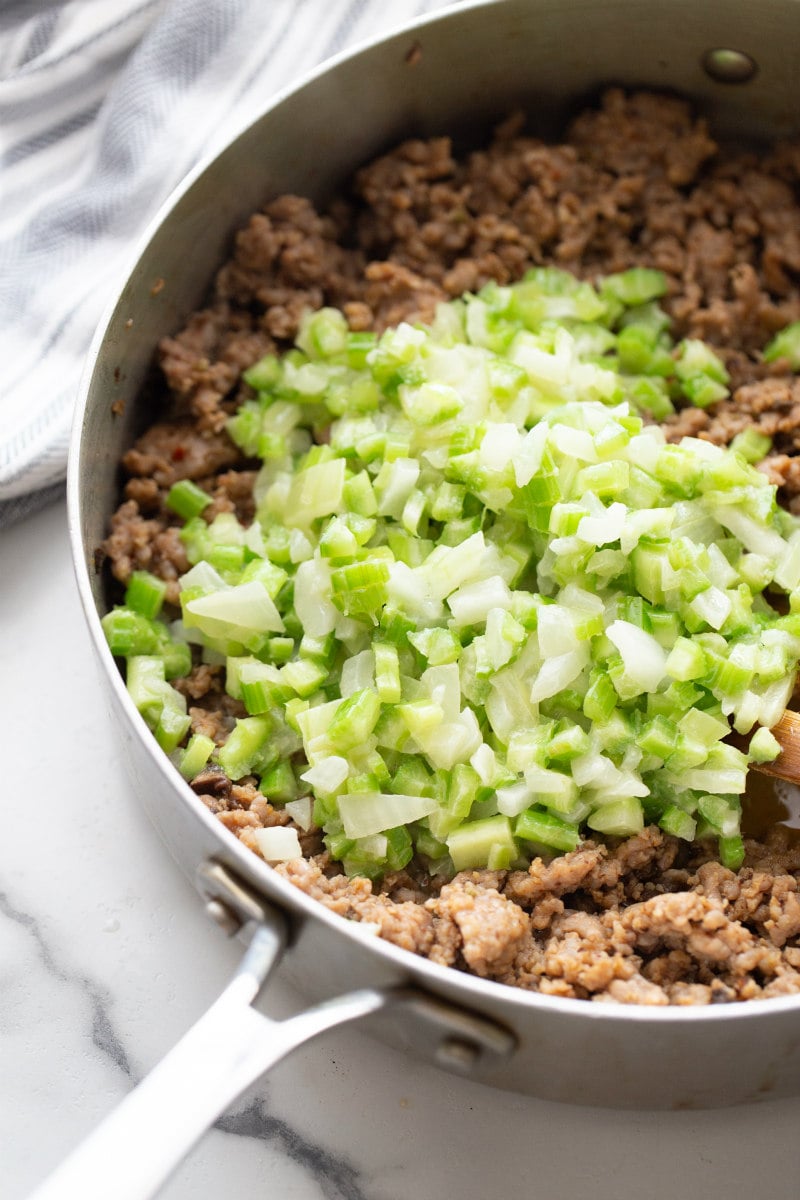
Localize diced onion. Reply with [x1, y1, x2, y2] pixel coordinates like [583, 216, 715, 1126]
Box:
[254, 827, 303, 862]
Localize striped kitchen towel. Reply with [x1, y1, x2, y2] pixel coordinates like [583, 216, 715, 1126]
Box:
[0, 0, 461, 527]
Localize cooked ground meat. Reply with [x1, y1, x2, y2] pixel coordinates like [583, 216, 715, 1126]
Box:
[276, 826, 800, 1003]
[105, 88, 800, 1004]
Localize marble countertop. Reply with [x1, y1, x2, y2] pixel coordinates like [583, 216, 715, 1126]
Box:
[5, 498, 800, 1200]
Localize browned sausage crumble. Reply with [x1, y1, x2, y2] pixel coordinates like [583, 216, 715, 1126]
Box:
[106, 88, 800, 1004]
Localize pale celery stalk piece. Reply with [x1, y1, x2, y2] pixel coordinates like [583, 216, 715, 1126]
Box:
[108, 271, 800, 881]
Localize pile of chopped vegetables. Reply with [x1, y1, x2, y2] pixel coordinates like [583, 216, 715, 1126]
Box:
[103, 267, 800, 880]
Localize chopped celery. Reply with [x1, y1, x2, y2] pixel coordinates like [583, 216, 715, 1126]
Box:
[260, 761, 298, 803]
[586, 798, 644, 837]
[602, 269, 668, 307]
[165, 479, 212, 521]
[127, 656, 190, 753]
[719, 834, 746, 871]
[763, 322, 800, 369]
[218, 717, 273, 780]
[179, 734, 215, 780]
[730, 428, 772, 464]
[124, 571, 167, 619]
[446, 815, 517, 871]
[104, 276, 800, 884]
[514, 807, 580, 852]
[658, 805, 697, 842]
[748, 727, 781, 764]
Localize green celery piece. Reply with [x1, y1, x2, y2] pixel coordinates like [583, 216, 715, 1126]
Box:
[763, 321, 800, 369]
[413, 823, 448, 861]
[206, 543, 244, 573]
[665, 636, 708, 682]
[281, 658, 329, 699]
[127, 655, 173, 725]
[343, 471, 378, 517]
[227, 404, 262, 455]
[374, 709, 411, 753]
[674, 338, 730, 386]
[218, 716, 273, 780]
[546, 724, 590, 764]
[160, 638, 193, 681]
[155, 701, 191, 754]
[431, 481, 466, 522]
[105, 611, 189, 679]
[325, 829, 356, 860]
[407, 626, 462, 665]
[320, 517, 359, 561]
[124, 571, 167, 620]
[346, 330, 378, 369]
[327, 688, 381, 751]
[659, 805, 697, 842]
[374, 642, 402, 704]
[102, 608, 159, 657]
[262, 636, 295, 664]
[730, 428, 772, 464]
[575, 458, 633, 496]
[697, 794, 739, 836]
[296, 307, 349, 361]
[626, 376, 675, 420]
[391, 755, 433, 797]
[655, 445, 702, 495]
[446, 815, 517, 872]
[665, 734, 708, 772]
[428, 763, 480, 840]
[299, 631, 338, 666]
[379, 606, 417, 647]
[165, 479, 212, 521]
[639, 715, 679, 760]
[586, 798, 644, 837]
[748, 727, 781, 764]
[330, 560, 390, 619]
[514, 807, 580, 852]
[260, 761, 297, 803]
[384, 825, 414, 871]
[240, 557, 289, 598]
[359, 748, 391, 789]
[602, 268, 668, 307]
[719, 834, 745, 871]
[179, 734, 215, 780]
[126, 655, 190, 752]
[616, 325, 674, 377]
[243, 354, 281, 390]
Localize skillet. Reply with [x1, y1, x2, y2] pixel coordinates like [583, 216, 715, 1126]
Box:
[36, 1, 800, 1194]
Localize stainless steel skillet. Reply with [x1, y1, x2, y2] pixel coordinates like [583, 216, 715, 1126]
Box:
[40, 0, 800, 1194]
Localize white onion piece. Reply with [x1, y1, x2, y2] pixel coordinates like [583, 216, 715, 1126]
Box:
[529, 646, 588, 703]
[606, 620, 666, 692]
[293, 559, 337, 635]
[339, 792, 438, 839]
[254, 827, 303, 862]
[300, 756, 349, 793]
[285, 797, 313, 831]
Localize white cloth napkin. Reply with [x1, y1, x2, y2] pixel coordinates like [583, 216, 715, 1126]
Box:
[0, 0, 458, 526]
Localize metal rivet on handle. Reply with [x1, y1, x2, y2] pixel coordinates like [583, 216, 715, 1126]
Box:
[702, 48, 758, 84]
[205, 898, 243, 937]
[435, 1036, 481, 1071]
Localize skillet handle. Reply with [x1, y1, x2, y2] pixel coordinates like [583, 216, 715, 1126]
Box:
[28, 911, 388, 1200]
[28, 871, 515, 1200]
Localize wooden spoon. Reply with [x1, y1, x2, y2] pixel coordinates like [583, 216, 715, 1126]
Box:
[743, 709, 800, 784]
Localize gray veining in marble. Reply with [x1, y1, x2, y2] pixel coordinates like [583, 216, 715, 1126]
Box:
[217, 1101, 367, 1200]
[0, 889, 133, 1079]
